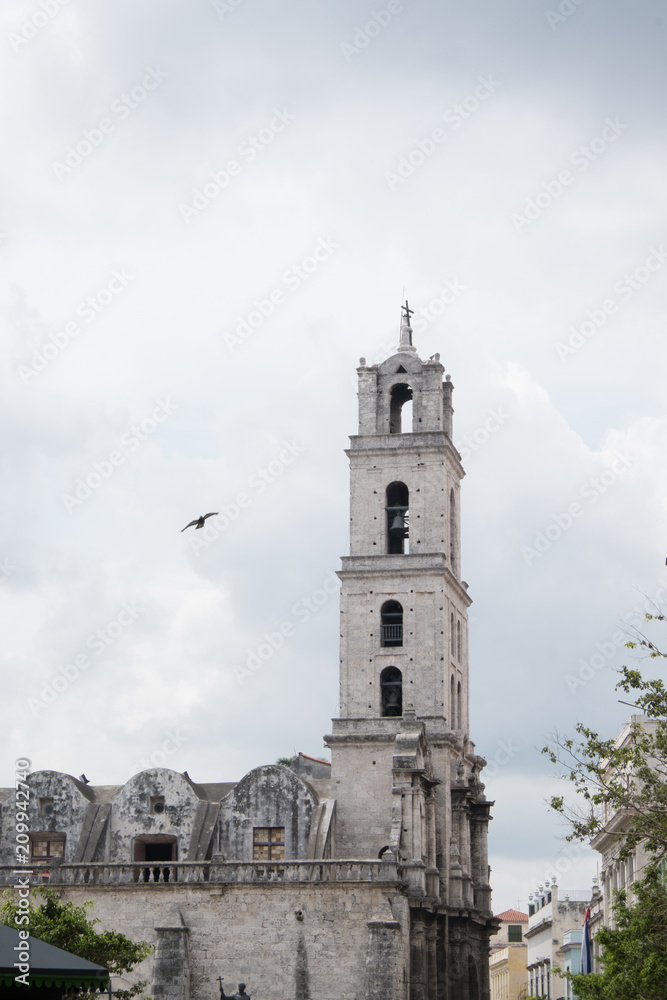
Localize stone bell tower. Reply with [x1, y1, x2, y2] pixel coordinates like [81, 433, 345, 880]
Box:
[326, 304, 495, 999]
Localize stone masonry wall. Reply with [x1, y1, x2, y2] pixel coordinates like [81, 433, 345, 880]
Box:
[57, 882, 411, 1000]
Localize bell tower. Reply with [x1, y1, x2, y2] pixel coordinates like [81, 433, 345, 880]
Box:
[325, 303, 494, 998]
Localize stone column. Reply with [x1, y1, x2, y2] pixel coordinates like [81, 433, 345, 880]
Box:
[425, 922, 438, 1000]
[410, 915, 426, 1000]
[152, 908, 190, 1000]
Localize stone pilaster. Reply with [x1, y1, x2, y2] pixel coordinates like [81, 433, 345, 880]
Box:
[152, 908, 190, 1000]
[365, 899, 403, 1000]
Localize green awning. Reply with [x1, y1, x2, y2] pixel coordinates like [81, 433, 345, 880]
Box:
[0, 923, 109, 990]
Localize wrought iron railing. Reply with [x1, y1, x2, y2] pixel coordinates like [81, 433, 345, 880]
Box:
[381, 624, 403, 644]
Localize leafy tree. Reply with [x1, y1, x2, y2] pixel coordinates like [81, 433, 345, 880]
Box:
[566, 868, 667, 1000]
[543, 609, 667, 998]
[542, 610, 667, 861]
[0, 887, 152, 998]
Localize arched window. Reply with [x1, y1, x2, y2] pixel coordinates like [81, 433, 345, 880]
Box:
[450, 675, 455, 727]
[449, 489, 457, 574]
[380, 667, 402, 717]
[381, 601, 403, 646]
[386, 482, 409, 554]
[450, 612, 455, 655]
[389, 383, 413, 434]
[457, 681, 462, 730]
[457, 620, 461, 660]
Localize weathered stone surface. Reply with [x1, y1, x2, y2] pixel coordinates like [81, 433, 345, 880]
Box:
[153, 908, 190, 1000]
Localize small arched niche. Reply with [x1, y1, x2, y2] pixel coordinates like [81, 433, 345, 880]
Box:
[380, 666, 403, 717]
[380, 600, 403, 647]
[389, 383, 413, 434]
[386, 482, 409, 554]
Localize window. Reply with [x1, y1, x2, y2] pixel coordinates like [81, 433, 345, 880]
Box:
[253, 827, 285, 861]
[451, 675, 456, 727]
[507, 925, 523, 942]
[386, 482, 409, 554]
[456, 619, 461, 660]
[457, 681, 462, 729]
[381, 601, 403, 646]
[31, 835, 65, 862]
[380, 666, 402, 717]
[389, 383, 413, 434]
[450, 612, 455, 655]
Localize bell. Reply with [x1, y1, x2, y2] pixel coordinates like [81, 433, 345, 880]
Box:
[389, 514, 405, 535]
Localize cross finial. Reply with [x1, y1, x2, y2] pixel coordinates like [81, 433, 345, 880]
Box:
[398, 298, 417, 353]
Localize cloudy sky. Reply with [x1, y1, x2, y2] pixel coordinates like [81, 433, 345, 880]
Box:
[2, 0, 666, 914]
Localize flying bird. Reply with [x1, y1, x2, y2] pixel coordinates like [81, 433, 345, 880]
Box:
[181, 513, 218, 532]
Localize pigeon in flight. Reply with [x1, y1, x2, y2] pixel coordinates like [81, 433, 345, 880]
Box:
[181, 513, 218, 532]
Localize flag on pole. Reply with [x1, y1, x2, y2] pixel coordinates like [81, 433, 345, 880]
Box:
[580, 906, 592, 974]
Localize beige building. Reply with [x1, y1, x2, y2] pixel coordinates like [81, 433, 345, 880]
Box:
[1, 309, 497, 1000]
[489, 909, 528, 1000]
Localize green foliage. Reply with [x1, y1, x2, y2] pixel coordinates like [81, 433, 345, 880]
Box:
[566, 869, 667, 1000]
[275, 755, 296, 766]
[542, 611, 667, 860]
[0, 888, 152, 998]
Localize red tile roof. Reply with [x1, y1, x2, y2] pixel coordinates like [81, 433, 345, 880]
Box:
[495, 909, 529, 922]
[298, 752, 331, 765]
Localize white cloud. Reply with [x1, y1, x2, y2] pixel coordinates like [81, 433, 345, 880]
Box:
[1, 0, 666, 912]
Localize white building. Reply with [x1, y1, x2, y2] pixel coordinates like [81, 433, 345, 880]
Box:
[525, 884, 588, 999]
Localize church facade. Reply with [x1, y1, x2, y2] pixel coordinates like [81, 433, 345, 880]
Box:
[0, 309, 496, 999]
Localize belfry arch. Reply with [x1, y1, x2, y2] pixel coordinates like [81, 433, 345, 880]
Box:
[389, 382, 413, 433]
[386, 481, 409, 554]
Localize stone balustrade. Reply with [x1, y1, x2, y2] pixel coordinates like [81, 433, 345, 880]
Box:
[0, 859, 401, 888]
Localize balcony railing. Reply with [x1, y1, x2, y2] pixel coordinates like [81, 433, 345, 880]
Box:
[381, 624, 403, 645]
[0, 859, 401, 887]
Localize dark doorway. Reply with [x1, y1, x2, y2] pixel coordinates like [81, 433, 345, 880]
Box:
[133, 838, 177, 883]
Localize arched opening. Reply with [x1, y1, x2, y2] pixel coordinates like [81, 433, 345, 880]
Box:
[450, 612, 455, 655]
[386, 482, 409, 554]
[457, 681, 462, 730]
[381, 600, 403, 646]
[133, 835, 178, 883]
[380, 667, 402, 717]
[450, 675, 456, 727]
[457, 619, 461, 660]
[449, 489, 457, 574]
[389, 383, 413, 434]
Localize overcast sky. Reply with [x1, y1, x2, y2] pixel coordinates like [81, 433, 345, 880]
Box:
[2, 0, 666, 915]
